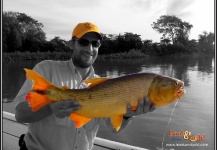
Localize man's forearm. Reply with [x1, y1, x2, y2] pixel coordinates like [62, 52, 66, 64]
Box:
[15, 101, 53, 123]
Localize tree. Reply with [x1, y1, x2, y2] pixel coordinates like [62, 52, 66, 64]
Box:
[151, 15, 193, 44]
[141, 40, 152, 54]
[99, 33, 118, 54]
[3, 11, 46, 52]
[2, 12, 22, 52]
[49, 36, 70, 52]
[198, 31, 214, 53]
[99, 32, 143, 54]
[116, 32, 143, 52]
[16, 12, 46, 43]
[160, 38, 171, 45]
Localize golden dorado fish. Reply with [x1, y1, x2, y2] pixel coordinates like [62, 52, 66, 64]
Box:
[24, 68, 185, 131]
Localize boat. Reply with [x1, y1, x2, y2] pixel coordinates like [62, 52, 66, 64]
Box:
[3, 111, 148, 150]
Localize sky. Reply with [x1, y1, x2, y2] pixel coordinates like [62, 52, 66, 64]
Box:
[3, 0, 215, 42]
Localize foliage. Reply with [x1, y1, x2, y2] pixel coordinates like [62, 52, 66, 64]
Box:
[99, 49, 148, 59]
[2, 49, 148, 61]
[197, 31, 214, 54]
[2, 51, 72, 61]
[2, 11, 214, 58]
[151, 15, 193, 44]
[99, 32, 143, 54]
[3, 11, 70, 53]
[3, 11, 46, 52]
[49, 36, 70, 52]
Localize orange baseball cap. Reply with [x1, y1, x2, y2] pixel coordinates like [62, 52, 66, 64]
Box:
[72, 22, 102, 40]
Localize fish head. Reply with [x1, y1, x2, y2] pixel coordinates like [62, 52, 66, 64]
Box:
[149, 75, 186, 107]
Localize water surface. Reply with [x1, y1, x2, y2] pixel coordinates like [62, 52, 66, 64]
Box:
[2, 55, 214, 150]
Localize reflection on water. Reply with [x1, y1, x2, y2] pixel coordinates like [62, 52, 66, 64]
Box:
[94, 55, 214, 86]
[2, 54, 214, 150]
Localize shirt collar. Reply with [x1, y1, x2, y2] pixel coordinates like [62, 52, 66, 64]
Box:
[68, 58, 95, 80]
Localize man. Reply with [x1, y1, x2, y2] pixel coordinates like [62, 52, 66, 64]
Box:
[15, 22, 156, 150]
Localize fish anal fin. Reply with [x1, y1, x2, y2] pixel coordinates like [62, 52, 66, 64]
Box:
[26, 92, 52, 111]
[69, 113, 92, 128]
[84, 78, 109, 88]
[110, 115, 123, 131]
[61, 86, 70, 90]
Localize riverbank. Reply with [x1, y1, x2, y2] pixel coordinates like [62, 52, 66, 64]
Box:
[2, 49, 210, 62]
[2, 50, 149, 61]
[2, 50, 206, 61]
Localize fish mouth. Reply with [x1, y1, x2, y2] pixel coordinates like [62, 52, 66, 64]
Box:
[176, 87, 186, 98]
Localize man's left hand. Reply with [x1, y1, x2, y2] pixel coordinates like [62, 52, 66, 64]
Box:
[124, 98, 157, 118]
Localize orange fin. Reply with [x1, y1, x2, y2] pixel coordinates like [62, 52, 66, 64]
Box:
[61, 86, 70, 90]
[84, 78, 109, 88]
[24, 68, 56, 111]
[69, 113, 92, 128]
[110, 115, 123, 131]
[24, 68, 56, 91]
[26, 92, 52, 111]
[131, 105, 138, 111]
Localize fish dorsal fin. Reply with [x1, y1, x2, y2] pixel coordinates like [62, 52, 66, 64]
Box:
[84, 78, 109, 88]
[61, 86, 70, 90]
[110, 115, 123, 131]
[69, 113, 92, 128]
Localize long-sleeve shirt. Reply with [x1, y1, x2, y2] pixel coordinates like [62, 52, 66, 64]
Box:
[15, 59, 101, 150]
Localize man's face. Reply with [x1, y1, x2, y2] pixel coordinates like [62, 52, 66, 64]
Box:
[72, 32, 101, 68]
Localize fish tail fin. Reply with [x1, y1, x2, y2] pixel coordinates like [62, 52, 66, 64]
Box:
[24, 68, 55, 91]
[26, 93, 52, 111]
[24, 68, 55, 111]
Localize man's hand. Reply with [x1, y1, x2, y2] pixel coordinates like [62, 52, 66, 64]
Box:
[124, 98, 157, 118]
[49, 100, 81, 119]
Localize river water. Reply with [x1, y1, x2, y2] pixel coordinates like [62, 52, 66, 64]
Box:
[2, 54, 215, 150]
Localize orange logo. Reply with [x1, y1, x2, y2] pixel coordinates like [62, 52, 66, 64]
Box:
[168, 130, 206, 142]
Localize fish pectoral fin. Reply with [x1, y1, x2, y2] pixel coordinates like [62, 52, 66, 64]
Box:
[83, 78, 109, 88]
[110, 115, 123, 131]
[61, 86, 70, 90]
[69, 113, 92, 128]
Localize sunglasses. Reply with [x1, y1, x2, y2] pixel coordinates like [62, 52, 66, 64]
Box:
[76, 39, 101, 48]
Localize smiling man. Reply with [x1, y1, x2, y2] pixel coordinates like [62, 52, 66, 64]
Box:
[71, 22, 102, 70]
[15, 22, 156, 150]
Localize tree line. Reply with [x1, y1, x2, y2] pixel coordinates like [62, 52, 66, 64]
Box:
[3, 11, 214, 56]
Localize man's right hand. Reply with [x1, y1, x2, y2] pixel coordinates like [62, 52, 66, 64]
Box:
[49, 100, 81, 119]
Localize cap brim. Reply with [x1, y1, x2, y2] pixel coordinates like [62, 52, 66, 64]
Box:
[75, 30, 103, 41]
